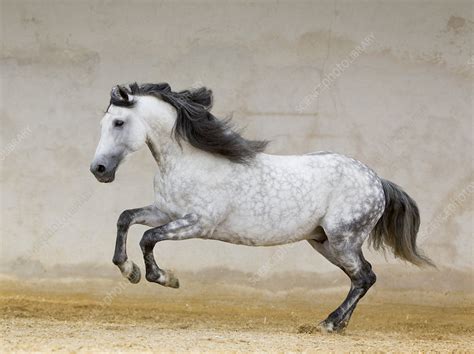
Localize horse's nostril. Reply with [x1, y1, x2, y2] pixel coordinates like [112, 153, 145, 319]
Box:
[97, 164, 106, 173]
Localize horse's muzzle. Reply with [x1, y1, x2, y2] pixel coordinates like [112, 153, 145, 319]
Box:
[90, 157, 118, 183]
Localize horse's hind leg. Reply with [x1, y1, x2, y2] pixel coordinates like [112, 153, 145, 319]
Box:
[308, 237, 376, 333]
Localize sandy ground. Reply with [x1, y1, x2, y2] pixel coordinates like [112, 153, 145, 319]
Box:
[0, 270, 473, 352]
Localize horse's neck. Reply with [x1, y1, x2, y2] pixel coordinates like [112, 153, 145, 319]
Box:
[142, 107, 235, 175]
[145, 131, 179, 172]
[141, 106, 181, 172]
[146, 132, 239, 181]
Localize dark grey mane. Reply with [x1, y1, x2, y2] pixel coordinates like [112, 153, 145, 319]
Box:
[109, 82, 268, 163]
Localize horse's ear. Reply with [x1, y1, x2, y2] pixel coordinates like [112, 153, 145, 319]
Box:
[110, 85, 133, 106]
[117, 85, 129, 100]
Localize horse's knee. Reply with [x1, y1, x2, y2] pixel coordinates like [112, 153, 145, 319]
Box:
[117, 209, 134, 230]
[139, 230, 151, 252]
[140, 229, 158, 252]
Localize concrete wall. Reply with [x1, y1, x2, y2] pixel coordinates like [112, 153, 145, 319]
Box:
[1, 0, 472, 275]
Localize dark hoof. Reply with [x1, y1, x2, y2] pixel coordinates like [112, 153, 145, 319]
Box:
[165, 276, 180, 289]
[158, 269, 180, 289]
[146, 269, 180, 288]
[126, 262, 141, 284]
[118, 260, 141, 284]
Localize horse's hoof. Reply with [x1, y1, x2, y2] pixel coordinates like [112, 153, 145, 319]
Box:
[162, 270, 180, 288]
[297, 321, 345, 334]
[316, 320, 346, 334]
[145, 269, 180, 288]
[316, 321, 334, 333]
[120, 261, 141, 284]
[127, 262, 141, 284]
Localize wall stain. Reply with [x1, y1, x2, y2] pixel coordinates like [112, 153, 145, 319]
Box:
[1, 43, 100, 70]
[447, 16, 466, 33]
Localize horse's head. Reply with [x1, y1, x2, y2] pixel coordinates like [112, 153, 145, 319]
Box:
[90, 85, 148, 183]
[91, 82, 268, 182]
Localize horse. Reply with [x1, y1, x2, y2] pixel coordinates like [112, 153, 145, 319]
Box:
[90, 82, 433, 333]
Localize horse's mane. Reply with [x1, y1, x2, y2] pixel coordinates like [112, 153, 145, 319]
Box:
[110, 82, 268, 163]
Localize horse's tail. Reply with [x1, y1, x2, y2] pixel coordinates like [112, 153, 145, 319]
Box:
[369, 179, 435, 267]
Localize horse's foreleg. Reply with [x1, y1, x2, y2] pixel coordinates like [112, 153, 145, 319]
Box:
[308, 238, 376, 333]
[139, 214, 202, 288]
[113, 205, 170, 283]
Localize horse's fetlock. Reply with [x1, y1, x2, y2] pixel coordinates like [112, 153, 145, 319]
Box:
[145, 271, 159, 283]
[112, 255, 126, 266]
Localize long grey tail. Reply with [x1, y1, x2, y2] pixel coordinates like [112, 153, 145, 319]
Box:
[370, 179, 434, 267]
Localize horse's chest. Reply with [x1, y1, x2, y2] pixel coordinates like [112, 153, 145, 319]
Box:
[152, 170, 228, 221]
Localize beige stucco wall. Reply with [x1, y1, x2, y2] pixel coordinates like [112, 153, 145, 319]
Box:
[1, 0, 472, 276]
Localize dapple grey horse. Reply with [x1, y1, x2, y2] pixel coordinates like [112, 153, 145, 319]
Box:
[90, 83, 432, 332]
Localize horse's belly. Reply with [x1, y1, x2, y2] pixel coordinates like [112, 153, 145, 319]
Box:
[211, 205, 323, 246]
[211, 221, 313, 246]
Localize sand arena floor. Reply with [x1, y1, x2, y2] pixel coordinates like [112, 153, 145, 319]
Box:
[0, 268, 473, 352]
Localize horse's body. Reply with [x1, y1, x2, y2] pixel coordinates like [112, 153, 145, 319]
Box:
[91, 83, 432, 332]
[155, 150, 383, 247]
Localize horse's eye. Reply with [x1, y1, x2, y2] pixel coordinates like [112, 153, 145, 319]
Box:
[114, 120, 124, 127]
